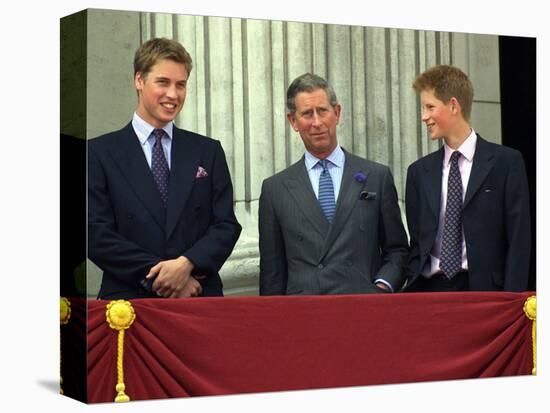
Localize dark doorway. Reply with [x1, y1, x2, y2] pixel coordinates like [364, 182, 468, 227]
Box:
[499, 36, 536, 291]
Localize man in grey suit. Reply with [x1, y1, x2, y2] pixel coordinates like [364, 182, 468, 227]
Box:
[259, 73, 409, 295]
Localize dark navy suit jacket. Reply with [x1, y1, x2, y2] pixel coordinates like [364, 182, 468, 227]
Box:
[405, 135, 530, 291]
[88, 123, 241, 299]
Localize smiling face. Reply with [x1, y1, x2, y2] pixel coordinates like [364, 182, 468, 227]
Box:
[135, 58, 188, 128]
[419, 89, 457, 140]
[287, 88, 341, 159]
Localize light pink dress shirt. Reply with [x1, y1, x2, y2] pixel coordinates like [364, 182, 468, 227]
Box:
[423, 129, 477, 277]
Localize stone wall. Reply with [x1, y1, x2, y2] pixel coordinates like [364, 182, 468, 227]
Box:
[76, 9, 501, 297]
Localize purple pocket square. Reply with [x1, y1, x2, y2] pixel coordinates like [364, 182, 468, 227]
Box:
[195, 166, 209, 178]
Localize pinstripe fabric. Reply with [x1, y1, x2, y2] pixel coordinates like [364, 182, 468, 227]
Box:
[258, 150, 410, 295]
[318, 159, 336, 222]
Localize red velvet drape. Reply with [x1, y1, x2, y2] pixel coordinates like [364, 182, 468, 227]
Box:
[87, 292, 534, 403]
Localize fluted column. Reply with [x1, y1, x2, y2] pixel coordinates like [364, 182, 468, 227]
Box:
[84, 10, 501, 296]
[141, 13, 500, 294]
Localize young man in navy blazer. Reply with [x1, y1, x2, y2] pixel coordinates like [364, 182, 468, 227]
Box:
[88, 38, 241, 299]
[405, 65, 530, 292]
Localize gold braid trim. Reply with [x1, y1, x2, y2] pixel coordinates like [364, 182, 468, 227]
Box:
[523, 296, 536, 375]
[106, 300, 136, 402]
[60, 297, 71, 325]
[59, 297, 71, 395]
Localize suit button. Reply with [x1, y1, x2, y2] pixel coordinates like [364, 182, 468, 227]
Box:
[318, 264, 324, 269]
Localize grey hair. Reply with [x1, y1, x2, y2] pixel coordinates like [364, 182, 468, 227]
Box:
[286, 73, 338, 114]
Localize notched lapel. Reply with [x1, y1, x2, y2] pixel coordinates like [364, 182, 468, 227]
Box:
[320, 154, 366, 259]
[110, 125, 166, 231]
[283, 161, 329, 237]
[422, 148, 443, 220]
[464, 138, 494, 208]
[165, 130, 201, 239]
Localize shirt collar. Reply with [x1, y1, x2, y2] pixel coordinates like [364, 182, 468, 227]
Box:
[132, 112, 174, 146]
[304, 145, 345, 171]
[443, 128, 477, 166]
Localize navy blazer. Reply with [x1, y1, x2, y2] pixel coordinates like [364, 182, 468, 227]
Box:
[405, 135, 530, 291]
[88, 123, 241, 299]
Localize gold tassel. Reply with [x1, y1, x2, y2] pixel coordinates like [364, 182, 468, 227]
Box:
[106, 300, 136, 402]
[59, 297, 71, 395]
[523, 296, 536, 375]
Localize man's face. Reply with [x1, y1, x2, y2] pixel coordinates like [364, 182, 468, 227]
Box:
[135, 58, 188, 128]
[287, 88, 341, 158]
[420, 89, 456, 140]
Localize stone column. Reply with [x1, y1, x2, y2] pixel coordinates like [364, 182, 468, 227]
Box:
[83, 10, 501, 297]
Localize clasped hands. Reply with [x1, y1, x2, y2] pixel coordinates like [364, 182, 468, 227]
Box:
[146, 256, 204, 298]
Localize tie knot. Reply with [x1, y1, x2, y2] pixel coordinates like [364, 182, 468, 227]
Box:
[318, 159, 329, 172]
[450, 150, 461, 165]
[152, 128, 165, 142]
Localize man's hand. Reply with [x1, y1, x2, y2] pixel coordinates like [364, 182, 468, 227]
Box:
[146, 256, 194, 297]
[174, 276, 203, 298]
[375, 282, 391, 292]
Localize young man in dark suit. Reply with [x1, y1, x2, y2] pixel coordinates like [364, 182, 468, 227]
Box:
[405, 65, 530, 292]
[88, 38, 241, 299]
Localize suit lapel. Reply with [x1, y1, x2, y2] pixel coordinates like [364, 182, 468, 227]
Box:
[283, 158, 329, 237]
[422, 147, 444, 220]
[165, 127, 202, 240]
[464, 135, 494, 208]
[319, 151, 366, 260]
[110, 124, 166, 231]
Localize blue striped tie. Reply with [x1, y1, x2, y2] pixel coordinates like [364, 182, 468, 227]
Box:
[318, 159, 336, 223]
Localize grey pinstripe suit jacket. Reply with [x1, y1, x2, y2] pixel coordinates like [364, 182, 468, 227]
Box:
[259, 149, 409, 295]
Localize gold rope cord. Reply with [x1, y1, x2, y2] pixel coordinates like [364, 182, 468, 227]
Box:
[523, 296, 536, 375]
[106, 300, 136, 402]
[59, 297, 71, 395]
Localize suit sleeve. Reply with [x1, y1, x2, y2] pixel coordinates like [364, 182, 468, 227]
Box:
[404, 163, 421, 285]
[182, 141, 242, 276]
[504, 151, 531, 291]
[374, 167, 409, 290]
[88, 144, 161, 284]
[258, 179, 288, 295]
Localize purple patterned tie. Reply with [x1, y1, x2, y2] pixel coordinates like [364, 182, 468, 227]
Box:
[440, 150, 463, 278]
[151, 129, 169, 206]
